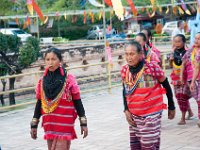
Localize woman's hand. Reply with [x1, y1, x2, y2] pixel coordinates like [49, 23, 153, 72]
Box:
[124, 110, 136, 127]
[168, 109, 175, 120]
[81, 126, 88, 138]
[30, 128, 37, 140]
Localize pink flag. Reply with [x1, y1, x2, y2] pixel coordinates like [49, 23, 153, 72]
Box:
[26, 0, 32, 4]
[181, 0, 187, 10]
[106, 46, 113, 64]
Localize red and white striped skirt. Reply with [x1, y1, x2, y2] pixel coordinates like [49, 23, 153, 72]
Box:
[129, 113, 162, 150]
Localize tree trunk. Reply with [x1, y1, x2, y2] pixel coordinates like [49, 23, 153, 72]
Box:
[0, 79, 6, 106]
[9, 77, 16, 105]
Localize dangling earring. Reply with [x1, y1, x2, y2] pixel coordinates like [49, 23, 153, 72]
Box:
[59, 63, 64, 76]
[43, 67, 49, 77]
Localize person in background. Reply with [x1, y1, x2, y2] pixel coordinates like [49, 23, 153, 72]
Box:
[155, 21, 163, 35]
[170, 34, 194, 125]
[189, 32, 200, 127]
[171, 20, 185, 39]
[121, 41, 175, 150]
[135, 32, 160, 64]
[142, 28, 161, 66]
[30, 47, 88, 150]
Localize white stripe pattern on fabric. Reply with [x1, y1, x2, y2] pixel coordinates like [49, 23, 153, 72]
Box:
[43, 122, 74, 127]
[45, 131, 72, 136]
[58, 105, 75, 109]
[43, 113, 74, 118]
[129, 95, 162, 105]
[129, 101, 163, 111]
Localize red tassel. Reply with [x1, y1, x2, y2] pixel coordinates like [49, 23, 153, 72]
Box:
[43, 67, 49, 76]
[60, 64, 64, 76]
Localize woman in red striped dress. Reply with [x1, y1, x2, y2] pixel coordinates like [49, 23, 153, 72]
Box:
[121, 41, 175, 150]
[30, 47, 88, 150]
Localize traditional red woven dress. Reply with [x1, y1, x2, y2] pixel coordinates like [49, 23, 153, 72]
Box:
[35, 74, 80, 140]
[121, 62, 167, 116]
[121, 61, 167, 150]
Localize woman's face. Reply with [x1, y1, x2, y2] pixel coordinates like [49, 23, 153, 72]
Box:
[44, 52, 61, 72]
[173, 36, 184, 49]
[125, 45, 141, 67]
[135, 36, 146, 47]
[194, 34, 200, 48]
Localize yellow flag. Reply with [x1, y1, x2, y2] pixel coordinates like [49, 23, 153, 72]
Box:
[178, 6, 184, 15]
[27, 4, 33, 16]
[165, 6, 169, 14]
[185, 9, 191, 15]
[159, 7, 162, 13]
[99, 11, 103, 20]
[64, 12, 67, 20]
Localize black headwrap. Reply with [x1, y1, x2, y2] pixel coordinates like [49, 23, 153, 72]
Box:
[43, 67, 66, 100]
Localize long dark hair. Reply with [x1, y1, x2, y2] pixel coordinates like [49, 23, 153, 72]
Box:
[142, 28, 152, 42]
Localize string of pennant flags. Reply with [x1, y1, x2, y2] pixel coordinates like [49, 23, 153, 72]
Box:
[2, 0, 199, 29]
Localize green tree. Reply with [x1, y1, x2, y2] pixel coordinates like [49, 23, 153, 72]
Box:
[0, 34, 40, 105]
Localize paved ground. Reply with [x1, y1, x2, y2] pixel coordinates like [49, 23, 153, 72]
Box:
[0, 87, 200, 150]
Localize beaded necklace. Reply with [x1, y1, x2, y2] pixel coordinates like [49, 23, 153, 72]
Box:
[191, 47, 197, 66]
[41, 75, 67, 113]
[125, 66, 144, 95]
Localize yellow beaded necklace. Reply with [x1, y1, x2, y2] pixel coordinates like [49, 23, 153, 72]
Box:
[41, 77, 67, 114]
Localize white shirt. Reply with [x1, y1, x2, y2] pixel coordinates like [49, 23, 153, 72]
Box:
[171, 28, 185, 39]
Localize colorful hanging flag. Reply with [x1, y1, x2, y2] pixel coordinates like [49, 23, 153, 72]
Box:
[27, 0, 33, 16]
[149, 10, 156, 18]
[159, 7, 162, 13]
[181, 0, 187, 11]
[150, 0, 156, 7]
[111, 0, 124, 20]
[165, 6, 169, 14]
[64, 11, 67, 20]
[90, 12, 94, 23]
[44, 16, 48, 24]
[23, 16, 31, 29]
[32, 0, 45, 22]
[188, 4, 196, 14]
[178, 6, 184, 15]
[84, 11, 87, 24]
[126, 0, 137, 16]
[99, 10, 103, 20]
[88, 0, 104, 7]
[15, 17, 19, 25]
[104, 0, 112, 6]
[173, 7, 177, 15]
